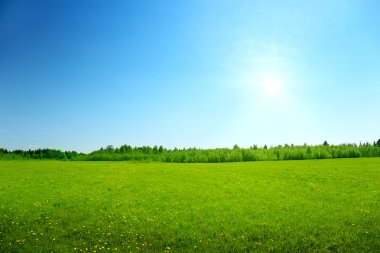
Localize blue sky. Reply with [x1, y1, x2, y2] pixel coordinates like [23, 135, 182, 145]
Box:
[1, 0, 379, 152]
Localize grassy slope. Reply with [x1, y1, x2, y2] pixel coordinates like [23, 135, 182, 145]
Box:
[0, 158, 379, 252]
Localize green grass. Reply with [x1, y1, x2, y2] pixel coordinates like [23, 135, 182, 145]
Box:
[0, 159, 379, 252]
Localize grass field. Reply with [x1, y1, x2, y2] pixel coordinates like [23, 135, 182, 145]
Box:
[0, 159, 379, 252]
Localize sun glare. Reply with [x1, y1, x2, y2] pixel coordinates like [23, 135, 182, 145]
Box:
[260, 75, 283, 98]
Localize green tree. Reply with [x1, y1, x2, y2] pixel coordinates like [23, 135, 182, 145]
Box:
[106, 145, 114, 152]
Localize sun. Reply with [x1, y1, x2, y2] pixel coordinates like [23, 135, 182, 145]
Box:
[262, 76, 282, 97]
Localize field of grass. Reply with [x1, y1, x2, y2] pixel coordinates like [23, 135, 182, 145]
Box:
[0, 158, 379, 252]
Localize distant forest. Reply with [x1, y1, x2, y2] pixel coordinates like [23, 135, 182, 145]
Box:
[1, 140, 380, 162]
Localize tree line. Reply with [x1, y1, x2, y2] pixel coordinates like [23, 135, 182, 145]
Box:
[0, 148, 81, 160]
[1, 140, 380, 162]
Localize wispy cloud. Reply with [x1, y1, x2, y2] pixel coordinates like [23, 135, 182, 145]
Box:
[28, 144, 41, 149]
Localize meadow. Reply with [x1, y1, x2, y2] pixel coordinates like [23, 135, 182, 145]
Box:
[0, 158, 379, 252]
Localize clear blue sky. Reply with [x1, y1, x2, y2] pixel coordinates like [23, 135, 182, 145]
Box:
[1, 0, 379, 152]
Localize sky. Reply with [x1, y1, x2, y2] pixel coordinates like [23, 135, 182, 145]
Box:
[1, 0, 379, 153]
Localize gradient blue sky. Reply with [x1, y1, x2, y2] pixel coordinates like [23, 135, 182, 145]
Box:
[1, 0, 379, 152]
